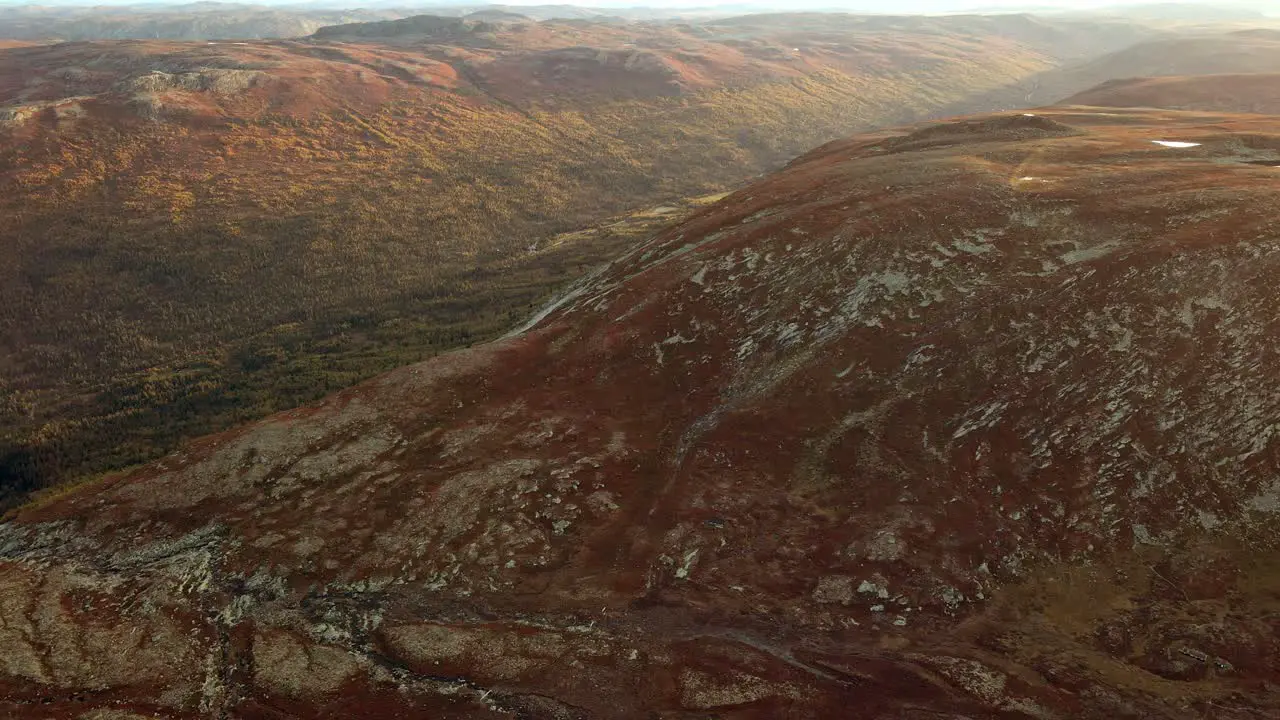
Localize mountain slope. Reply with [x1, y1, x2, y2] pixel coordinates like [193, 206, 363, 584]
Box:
[0, 5, 410, 42]
[1043, 29, 1280, 98]
[942, 29, 1280, 114]
[1063, 73, 1280, 114]
[0, 14, 1134, 508]
[4, 107, 1280, 718]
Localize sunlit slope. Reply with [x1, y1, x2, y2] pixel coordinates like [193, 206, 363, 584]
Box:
[0, 14, 1136, 504]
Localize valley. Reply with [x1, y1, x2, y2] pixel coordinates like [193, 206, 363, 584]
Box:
[0, 11, 1154, 508]
[5, 101, 1280, 717]
[7, 6, 1280, 715]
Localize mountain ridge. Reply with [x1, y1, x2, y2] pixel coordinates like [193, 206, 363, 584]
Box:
[1063, 72, 1280, 114]
[3, 12, 1145, 509]
[5, 104, 1280, 717]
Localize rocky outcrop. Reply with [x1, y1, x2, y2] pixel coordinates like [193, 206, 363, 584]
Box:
[0, 104, 37, 127]
[0, 97, 92, 128]
[118, 68, 267, 95]
[6, 107, 1280, 717]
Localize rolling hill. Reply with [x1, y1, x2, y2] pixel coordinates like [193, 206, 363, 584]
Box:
[942, 28, 1280, 114]
[0, 13, 1156, 509]
[5, 104, 1280, 718]
[0, 4, 410, 42]
[1063, 72, 1280, 114]
[1043, 29, 1280, 99]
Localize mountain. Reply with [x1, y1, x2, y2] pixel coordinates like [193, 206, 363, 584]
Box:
[942, 28, 1280, 114]
[1063, 73, 1280, 114]
[1083, 2, 1267, 22]
[0, 4, 411, 42]
[5, 104, 1280, 717]
[464, 9, 535, 22]
[702, 12, 1158, 63]
[0, 13, 1159, 510]
[0, 3, 868, 41]
[1045, 29, 1280, 97]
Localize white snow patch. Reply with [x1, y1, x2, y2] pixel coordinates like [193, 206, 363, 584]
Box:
[1151, 140, 1201, 149]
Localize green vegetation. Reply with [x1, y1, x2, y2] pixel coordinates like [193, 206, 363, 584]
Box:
[0, 179, 715, 509]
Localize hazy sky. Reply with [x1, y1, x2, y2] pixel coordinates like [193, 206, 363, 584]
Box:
[0, 0, 1267, 14]
[369, 0, 1273, 15]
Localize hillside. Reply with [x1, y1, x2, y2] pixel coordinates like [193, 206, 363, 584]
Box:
[943, 28, 1280, 114]
[1087, 2, 1268, 22]
[5, 105, 1280, 717]
[0, 13, 1152, 509]
[1044, 29, 1280, 98]
[0, 5, 410, 42]
[0, 3, 814, 42]
[1063, 73, 1280, 114]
